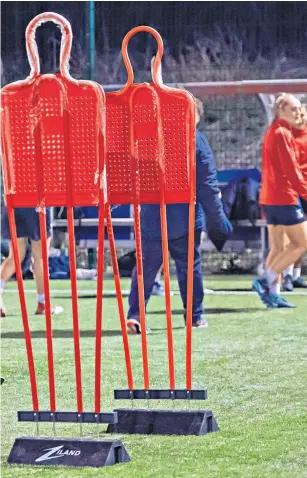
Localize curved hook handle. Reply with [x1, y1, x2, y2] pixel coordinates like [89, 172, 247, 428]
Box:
[151, 56, 163, 84]
[25, 12, 72, 79]
[122, 26, 164, 90]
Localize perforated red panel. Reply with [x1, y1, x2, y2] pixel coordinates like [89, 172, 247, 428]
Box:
[106, 83, 195, 205]
[106, 103, 131, 196]
[1, 76, 103, 208]
[3, 93, 38, 198]
[162, 101, 189, 193]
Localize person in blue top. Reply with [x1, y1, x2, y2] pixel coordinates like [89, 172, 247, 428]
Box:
[127, 98, 233, 334]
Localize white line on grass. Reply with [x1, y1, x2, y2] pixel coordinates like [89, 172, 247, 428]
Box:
[4, 289, 307, 295]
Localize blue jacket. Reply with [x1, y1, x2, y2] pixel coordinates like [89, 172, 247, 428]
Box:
[141, 129, 233, 250]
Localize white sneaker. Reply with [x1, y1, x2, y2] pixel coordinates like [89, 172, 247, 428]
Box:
[185, 317, 209, 328]
[152, 282, 174, 297]
[35, 303, 64, 315]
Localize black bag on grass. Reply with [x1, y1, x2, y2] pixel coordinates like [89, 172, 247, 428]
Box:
[118, 250, 136, 278]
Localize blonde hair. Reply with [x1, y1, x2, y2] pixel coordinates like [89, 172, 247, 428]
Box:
[272, 93, 287, 120]
[300, 103, 307, 126]
[272, 93, 301, 122]
[195, 98, 204, 119]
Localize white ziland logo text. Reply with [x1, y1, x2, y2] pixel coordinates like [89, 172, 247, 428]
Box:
[35, 445, 81, 462]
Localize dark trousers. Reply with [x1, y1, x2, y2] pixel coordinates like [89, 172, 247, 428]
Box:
[127, 230, 204, 323]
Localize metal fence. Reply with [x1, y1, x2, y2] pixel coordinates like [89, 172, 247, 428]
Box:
[2, 1, 306, 171]
[201, 94, 265, 170]
[2, 1, 307, 272]
[1, 1, 307, 85]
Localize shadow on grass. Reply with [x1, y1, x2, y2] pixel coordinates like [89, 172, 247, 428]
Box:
[1, 329, 124, 339]
[1, 326, 188, 339]
[1, 325, 188, 339]
[149, 307, 263, 315]
[53, 292, 182, 299]
[54, 293, 129, 299]
[212, 287, 253, 292]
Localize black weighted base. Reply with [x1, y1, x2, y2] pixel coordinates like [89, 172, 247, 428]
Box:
[107, 408, 219, 436]
[18, 410, 117, 424]
[8, 437, 130, 468]
[114, 389, 207, 400]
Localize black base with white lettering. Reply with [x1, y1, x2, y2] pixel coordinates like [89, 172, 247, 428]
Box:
[8, 437, 130, 468]
[107, 409, 219, 435]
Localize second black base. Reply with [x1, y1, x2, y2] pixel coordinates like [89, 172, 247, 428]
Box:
[107, 408, 219, 436]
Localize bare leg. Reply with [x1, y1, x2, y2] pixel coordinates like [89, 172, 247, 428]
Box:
[31, 237, 63, 315]
[292, 255, 307, 287]
[265, 225, 287, 291]
[0, 238, 27, 284]
[269, 222, 307, 274]
[152, 265, 165, 296]
[254, 223, 307, 307]
[154, 264, 163, 282]
[31, 237, 51, 296]
[293, 257, 303, 280]
[0, 238, 27, 315]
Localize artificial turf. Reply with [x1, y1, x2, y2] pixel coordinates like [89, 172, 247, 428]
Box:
[1, 276, 307, 477]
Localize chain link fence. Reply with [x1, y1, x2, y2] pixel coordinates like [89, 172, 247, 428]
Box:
[2, 1, 307, 85]
[2, 2, 307, 273]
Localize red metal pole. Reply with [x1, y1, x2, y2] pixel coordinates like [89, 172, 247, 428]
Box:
[39, 210, 56, 411]
[105, 204, 134, 389]
[94, 204, 105, 412]
[67, 206, 83, 412]
[7, 201, 39, 410]
[186, 108, 197, 390]
[129, 88, 150, 389]
[185, 201, 195, 390]
[61, 81, 83, 413]
[32, 80, 56, 411]
[153, 86, 176, 389]
[159, 203, 176, 389]
[133, 203, 150, 389]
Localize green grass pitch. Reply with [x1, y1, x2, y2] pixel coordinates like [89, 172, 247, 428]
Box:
[1, 276, 307, 477]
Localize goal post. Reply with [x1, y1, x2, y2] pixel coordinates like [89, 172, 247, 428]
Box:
[104, 79, 307, 172]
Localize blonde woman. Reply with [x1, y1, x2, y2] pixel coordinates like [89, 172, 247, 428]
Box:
[253, 94, 307, 308]
[282, 104, 307, 291]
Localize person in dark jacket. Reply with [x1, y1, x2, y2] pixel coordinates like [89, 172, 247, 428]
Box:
[127, 98, 233, 334]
